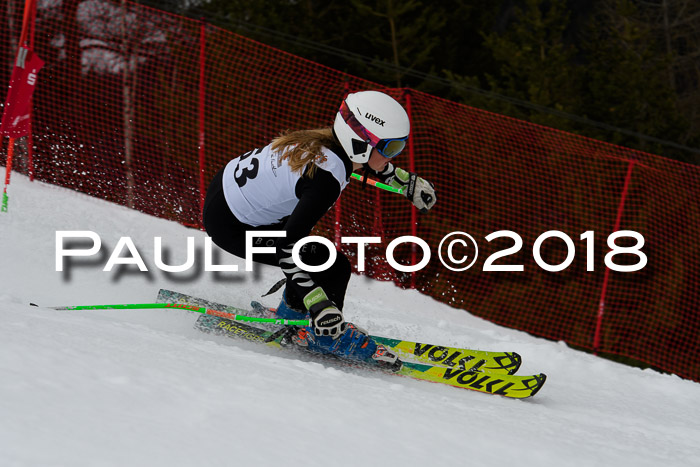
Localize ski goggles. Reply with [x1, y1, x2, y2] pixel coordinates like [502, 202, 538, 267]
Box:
[339, 100, 408, 159]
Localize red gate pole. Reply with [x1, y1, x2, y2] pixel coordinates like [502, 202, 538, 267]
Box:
[2, 139, 16, 212]
[198, 21, 207, 224]
[593, 160, 636, 354]
[27, 0, 38, 180]
[404, 88, 417, 289]
[335, 82, 351, 248]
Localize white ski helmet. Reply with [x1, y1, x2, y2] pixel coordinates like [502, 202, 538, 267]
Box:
[333, 90, 410, 164]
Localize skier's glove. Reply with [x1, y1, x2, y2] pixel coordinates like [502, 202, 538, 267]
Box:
[303, 287, 344, 338]
[377, 164, 436, 213]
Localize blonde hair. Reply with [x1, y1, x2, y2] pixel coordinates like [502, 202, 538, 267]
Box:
[270, 128, 337, 178]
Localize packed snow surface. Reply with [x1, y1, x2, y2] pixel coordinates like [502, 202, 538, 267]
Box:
[1, 175, 699, 467]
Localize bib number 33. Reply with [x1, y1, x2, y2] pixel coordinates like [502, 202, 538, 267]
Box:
[234, 148, 262, 187]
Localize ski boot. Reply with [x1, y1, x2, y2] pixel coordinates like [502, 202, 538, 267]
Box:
[275, 289, 401, 371]
[281, 323, 402, 371]
[307, 323, 402, 371]
[248, 289, 307, 331]
[274, 289, 309, 320]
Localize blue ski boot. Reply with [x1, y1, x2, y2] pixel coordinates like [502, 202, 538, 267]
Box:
[301, 323, 402, 371]
[277, 288, 401, 371]
[275, 289, 308, 320]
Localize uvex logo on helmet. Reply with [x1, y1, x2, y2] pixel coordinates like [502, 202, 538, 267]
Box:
[364, 113, 385, 126]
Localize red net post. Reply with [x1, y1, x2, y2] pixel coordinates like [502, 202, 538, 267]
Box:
[593, 160, 636, 353]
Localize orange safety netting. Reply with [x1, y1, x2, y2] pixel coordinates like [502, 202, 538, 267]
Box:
[2, 0, 699, 382]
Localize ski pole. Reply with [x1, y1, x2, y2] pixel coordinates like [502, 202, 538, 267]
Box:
[1, 138, 15, 213]
[37, 302, 311, 326]
[350, 173, 404, 195]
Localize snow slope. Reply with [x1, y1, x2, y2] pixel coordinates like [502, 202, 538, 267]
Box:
[1, 174, 699, 467]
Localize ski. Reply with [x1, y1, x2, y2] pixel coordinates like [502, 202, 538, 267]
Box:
[158, 289, 523, 374]
[371, 336, 521, 375]
[156, 289, 545, 398]
[192, 310, 546, 399]
[248, 300, 521, 375]
[158, 289, 521, 375]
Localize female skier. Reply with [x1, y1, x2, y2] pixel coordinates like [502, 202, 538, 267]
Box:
[203, 90, 436, 368]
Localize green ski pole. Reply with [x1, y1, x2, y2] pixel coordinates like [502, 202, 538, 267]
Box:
[40, 302, 310, 326]
[351, 173, 404, 195]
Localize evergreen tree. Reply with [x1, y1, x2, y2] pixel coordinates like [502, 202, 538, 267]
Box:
[580, 0, 689, 155]
[348, 0, 445, 88]
[632, 0, 700, 150]
[171, 0, 698, 162]
[472, 0, 583, 131]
